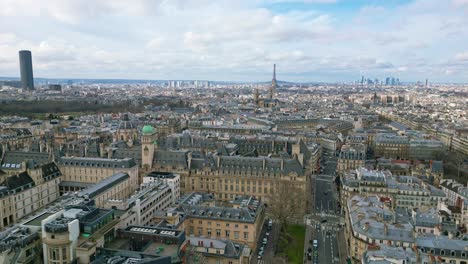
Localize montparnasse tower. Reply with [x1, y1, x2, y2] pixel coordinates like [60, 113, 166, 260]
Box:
[269, 64, 277, 99]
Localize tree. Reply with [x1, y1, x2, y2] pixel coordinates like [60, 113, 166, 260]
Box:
[452, 152, 466, 179]
[268, 182, 306, 231]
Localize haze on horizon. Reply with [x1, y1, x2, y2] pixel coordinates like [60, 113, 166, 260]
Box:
[1, 0, 468, 83]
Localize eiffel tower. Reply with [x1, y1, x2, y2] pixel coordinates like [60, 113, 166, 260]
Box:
[269, 64, 277, 99]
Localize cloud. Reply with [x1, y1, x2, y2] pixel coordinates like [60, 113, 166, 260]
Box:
[0, 0, 468, 82]
[455, 51, 468, 61]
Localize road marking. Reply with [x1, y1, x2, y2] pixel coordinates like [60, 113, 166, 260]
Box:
[315, 178, 333, 182]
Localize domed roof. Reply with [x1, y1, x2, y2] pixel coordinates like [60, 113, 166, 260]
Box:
[142, 125, 155, 134]
[118, 113, 135, 130]
[118, 120, 135, 130]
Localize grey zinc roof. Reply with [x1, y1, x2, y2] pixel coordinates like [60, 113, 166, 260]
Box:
[363, 245, 418, 264]
[180, 202, 261, 223]
[58, 156, 137, 168]
[77, 172, 129, 199]
[154, 150, 188, 168]
[348, 196, 415, 244]
[177, 193, 263, 223]
[187, 236, 244, 259]
[414, 209, 440, 227]
[416, 235, 468, 251]
[1, 171, 35, 192]
[1, 151, 50, 169]
[217, 155, 304, 175]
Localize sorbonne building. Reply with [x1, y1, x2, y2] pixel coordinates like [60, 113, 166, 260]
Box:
[141, 125, 317, 207]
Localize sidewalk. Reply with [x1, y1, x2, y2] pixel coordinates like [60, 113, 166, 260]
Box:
[303, 223, 312, 263]
[337, 228, 348, 264]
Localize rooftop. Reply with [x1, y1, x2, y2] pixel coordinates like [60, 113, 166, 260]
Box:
[78, 172, 130, 199]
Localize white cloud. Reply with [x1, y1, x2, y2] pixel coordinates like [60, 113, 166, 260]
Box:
[0, 0, 467, 82]
[455, 51, 468, 61]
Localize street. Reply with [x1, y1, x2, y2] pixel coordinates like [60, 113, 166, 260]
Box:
[252, 219, 280, 264]
[304, 151, 347, 264]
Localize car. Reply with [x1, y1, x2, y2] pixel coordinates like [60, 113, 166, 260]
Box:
[308, 247, 312, 253]
[307, 252, 312, 260]
[257, 255, 262, 260]
[313, 240, 318, 248]
[262, 238, 267, 245]
[309, 239, 313, 244]
[258, 250, 264, 256]
[265, 232, 270, 236]
[321, 219, 327, 223]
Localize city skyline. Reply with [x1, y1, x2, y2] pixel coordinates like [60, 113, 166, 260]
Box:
[1, 0, 468, 82]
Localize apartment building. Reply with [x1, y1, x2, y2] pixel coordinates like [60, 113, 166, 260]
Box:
[375, 134, 410, 159]
[166, 193, 265, 251]
[0, 162, 62, 229]
[337, 144, 366, 175]
[344, 195, 415, 262]
[341, 168, 446, 210]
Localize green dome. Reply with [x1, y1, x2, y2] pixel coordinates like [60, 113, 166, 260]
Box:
[142, 125, 154, 134]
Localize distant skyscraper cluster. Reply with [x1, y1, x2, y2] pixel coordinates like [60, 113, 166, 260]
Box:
[18, 50, 34, 90]
[357, 76, 401, 86]
[384, 77, 400, 86]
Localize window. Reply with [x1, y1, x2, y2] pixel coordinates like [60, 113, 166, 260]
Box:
[243, 232, 249, 240]
[216, 229, 221, 237]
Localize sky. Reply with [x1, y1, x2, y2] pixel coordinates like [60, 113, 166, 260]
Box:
[1, 0, 468, 83]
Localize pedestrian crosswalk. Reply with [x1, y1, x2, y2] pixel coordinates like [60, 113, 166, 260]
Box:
[311, 212, 339, 218]
[257, 260, 265, 264]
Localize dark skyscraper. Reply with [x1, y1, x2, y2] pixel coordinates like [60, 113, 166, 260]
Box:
[19, 50, 34, 90]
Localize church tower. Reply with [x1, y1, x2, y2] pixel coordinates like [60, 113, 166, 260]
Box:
[141, 125, 156, 169]
[253, 87, 260, 105]
[269, 64, 277, 99]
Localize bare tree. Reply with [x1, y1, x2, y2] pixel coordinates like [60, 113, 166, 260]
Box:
[452, 152, 466, 179]
[268, 182, 306, 230]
